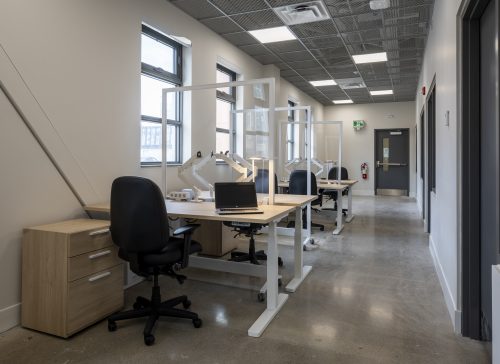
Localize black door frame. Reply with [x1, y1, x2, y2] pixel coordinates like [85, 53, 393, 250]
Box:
[458, 0, 500, 339]
[374, 128, 410, 196]
[426, 78, 436, 233]
[420, 106, 426, 221]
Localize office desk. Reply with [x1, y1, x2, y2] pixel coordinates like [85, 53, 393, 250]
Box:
[84, 199, 309, 337]
[318, 179, 358, 224]
[258, 194, 316, 291]
[277, 179, 358, 235]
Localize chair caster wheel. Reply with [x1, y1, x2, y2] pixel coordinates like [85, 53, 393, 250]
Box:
[192, 318, 202, 328]
[144, 334, 155, 346]
[108, 320, 117, 332]
[278, 279, 282, 287]
[183, 299, 192, 309]
[133, 302, 144, 310]
[257, 292, 266, 302]
[278, 257, 284, 267]
[133, 297, 149, 310]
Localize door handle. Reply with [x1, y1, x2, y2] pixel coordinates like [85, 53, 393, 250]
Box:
[376, 161, 408, 167]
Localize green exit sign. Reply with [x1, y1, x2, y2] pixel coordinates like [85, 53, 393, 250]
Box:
[353, 120, 366, 130]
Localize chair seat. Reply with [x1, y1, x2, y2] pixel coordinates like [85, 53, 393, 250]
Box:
[143, 239, 202, 266]
[119, 239, 202, 267]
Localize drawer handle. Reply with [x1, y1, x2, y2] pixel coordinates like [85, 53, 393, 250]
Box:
[88, 228, 109, 237]
[88, 250, 112, 260]
[88, 271, 111, 282]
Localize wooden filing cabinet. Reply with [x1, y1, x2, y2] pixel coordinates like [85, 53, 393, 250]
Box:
[22, 219, 124, 338]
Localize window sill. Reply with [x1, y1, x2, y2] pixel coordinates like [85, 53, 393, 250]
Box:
[140, 163, 182, 168]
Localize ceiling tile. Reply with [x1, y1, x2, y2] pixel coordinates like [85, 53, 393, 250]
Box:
[221, 32, 259, 46]
[253, 53, 282, 65]
[277, 50, 315, 62]
[208, 0, 269, 15]
[265, 40, 306, 53]
[170, 0, 224, 19]
[200, 17, 242, 34]
[239, 44, 271, 56]
[230, 10, 283, 30]
[290, 20, 338, 38]
[302, 35, 344, 50]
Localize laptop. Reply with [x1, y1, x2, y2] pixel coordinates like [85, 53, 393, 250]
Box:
[214, 182, 264, 215]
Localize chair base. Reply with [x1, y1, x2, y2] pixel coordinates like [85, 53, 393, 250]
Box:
[286, 220, 325, 231]
[108, 280, 201, 346]
[230, 250, 284, 267]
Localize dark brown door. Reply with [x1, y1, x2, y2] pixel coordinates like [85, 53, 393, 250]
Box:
[375, 129, 410, 196]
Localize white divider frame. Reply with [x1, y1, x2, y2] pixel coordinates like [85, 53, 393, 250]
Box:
[233, 105, 314, 246]
[161, 78, 287, 338]
[161, 78, 276, 204]
[279, 120, 344, 235]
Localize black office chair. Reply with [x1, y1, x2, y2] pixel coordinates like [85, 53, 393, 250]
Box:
[287, 170, 324, 231]
[320, 167, 349, 215]
[107, 176, 202, 346]
[254, 168, 278, 194]
[228, 170, 283, 267]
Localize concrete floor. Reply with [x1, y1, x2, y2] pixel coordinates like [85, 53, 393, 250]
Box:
[0, 196, 490, 363]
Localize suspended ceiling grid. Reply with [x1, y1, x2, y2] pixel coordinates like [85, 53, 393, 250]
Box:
[169, 0, 435, 105]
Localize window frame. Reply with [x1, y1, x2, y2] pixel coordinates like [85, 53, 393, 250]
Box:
[216, 64, 237, 158]
[287, 100, 296, 161]
[140, 24, 183, 166]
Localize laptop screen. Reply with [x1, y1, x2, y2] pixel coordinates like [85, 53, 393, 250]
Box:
[214, 182, 258, 209]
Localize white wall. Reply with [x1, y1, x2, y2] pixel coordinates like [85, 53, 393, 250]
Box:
[0, 0, 325, 331]
[323, 101, 416, 196]
[415, 0, 461, 331]
[0, 90, 83, 332]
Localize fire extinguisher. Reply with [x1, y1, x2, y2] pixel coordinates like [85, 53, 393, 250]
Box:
[361, 162, 368, 180]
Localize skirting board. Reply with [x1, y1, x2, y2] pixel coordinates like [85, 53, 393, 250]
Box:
[493, 265, 500, 364]
[429, 235, 461, 333]
[0, 303, 20, 333]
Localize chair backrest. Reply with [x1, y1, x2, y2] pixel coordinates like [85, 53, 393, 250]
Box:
[110, 176, 169, 254]
[254, 169, 278, 193]
[328, 167, 349, 180]
[289, 170, 318, 195]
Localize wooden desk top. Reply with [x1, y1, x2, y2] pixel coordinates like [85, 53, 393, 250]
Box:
[320, 179, 358, 186]
[84, 200, 295, 224]
[258, 193, 317, 206]
[278, 181, 349, 191]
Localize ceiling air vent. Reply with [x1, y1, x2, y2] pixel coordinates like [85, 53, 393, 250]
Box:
[336, 78, 366, 90]
[273, 1, 330, 26]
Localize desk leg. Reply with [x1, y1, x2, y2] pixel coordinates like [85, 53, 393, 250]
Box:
[285, 206, 312, 293]
[248, 221, 288, 337]
[345, 187, 354, 223]
[333, 192, 344, 235]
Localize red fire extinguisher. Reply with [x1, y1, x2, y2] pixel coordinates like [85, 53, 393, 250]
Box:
[361, 162, 368, 180]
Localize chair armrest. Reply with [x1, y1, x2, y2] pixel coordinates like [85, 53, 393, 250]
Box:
[173, 224, 200, 268]
[173, 224, 200, 236]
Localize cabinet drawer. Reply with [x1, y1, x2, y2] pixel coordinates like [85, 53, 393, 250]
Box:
[68, 246, 121, 282]
[69, 227, 112, 257]
[67, 264, 123, 336]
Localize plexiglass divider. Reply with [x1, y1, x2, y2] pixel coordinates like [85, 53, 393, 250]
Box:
[161, 78, 276, 204]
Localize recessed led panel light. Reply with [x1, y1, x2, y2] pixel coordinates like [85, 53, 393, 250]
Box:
[248, 26, 296, 44]
[370, 90, 393, 96]
[352, 52, 387, 64]
[310, 80, 337, 87]
[333, 99, 353, 104]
